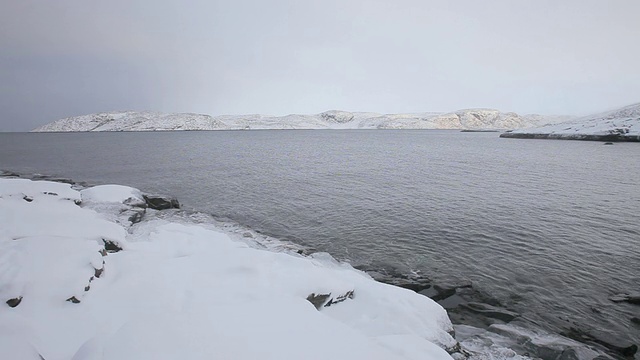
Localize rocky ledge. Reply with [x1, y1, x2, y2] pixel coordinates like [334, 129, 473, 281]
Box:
[360, 264, 638, 360]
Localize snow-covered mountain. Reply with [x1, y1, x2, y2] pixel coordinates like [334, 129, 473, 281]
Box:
[32, 112, 226, 132]
[501, 102, 640, 141]
[32, 109, 570, 132]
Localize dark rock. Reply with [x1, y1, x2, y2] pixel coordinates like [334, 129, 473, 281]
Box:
[127, 210, 144, 224]
[23, 195, 33, 202]
[94, 267, 104, 278]
[103, 239, 122, 253]
[6, 296, 23, 308]
[423, 282, 472, 302]
[74, 199, 82, 205]
[563, 327, 638, 357]
[609, 293, 640, 304]
[66, 296, 81, 304]
[325, 290, 354, 307]
[603, 142, 614, 145]
[42, 192, 58, 196]
[419, 287, 439, 298]
[143, 195, 180, 210]
[432, 284, 458, 301]
[395, 280, 431, 292]
[99, 249, 108, 257]
[610, 343, 636, 357]
[0, 170, 21, 177]
[460, 302, 519, 322]
[631, 317, 640, 326]
[356, 264, 433, 293]
[444, 341, 462, 356]
[437, 294, 467, 310]
[306, 293, 331, 309]
[84, 284, 90, 291]
[307, 290, 355, 309]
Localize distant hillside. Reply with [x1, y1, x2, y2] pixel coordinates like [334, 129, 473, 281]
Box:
[32, 109, 570, 132]
[500, 103, 640, 142]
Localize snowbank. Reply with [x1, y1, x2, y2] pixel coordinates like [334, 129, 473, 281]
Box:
[0, 178, 456, 360]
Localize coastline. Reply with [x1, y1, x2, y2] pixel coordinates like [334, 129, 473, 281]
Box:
[0, 174, 458, 360]
[499, 132, 640, 142]
[1, 171, 636, 360]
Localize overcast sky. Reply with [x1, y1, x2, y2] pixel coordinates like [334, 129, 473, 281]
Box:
[1, 0, 639, 131]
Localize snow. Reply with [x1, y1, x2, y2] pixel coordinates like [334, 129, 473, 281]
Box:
[80, 185, 144, 205]
[32, 109, 571, 132]
[508, 102, 640, 139]
[0, 178, 457, 360]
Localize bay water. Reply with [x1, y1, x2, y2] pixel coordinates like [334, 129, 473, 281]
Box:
[1, 130, 638, 355]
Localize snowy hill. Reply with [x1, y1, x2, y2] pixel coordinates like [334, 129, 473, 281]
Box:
[501, 103, 640, 141]
[32, 109, 569, 132]
[32, 111, 225, 132]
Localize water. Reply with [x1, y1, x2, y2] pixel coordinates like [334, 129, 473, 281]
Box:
[1, 130, 639, 355]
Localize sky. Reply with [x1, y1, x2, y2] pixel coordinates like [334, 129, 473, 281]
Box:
[1, 0, 639, 131]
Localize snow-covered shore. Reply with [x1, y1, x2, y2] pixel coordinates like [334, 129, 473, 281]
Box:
[500, 103, 640, 142]
[0, 177, 458, 360]
[31, 109, 570, 132]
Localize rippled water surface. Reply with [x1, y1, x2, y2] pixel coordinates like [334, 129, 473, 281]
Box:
[1, 130, 639, 348]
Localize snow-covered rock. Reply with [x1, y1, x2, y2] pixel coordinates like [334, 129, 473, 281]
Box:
[32, 109, 569, 132]
[0, 178, 457, 360]
[501, 102, 640, 141]
[80, 185, 148, 230]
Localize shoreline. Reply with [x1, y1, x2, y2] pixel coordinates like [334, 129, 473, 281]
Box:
[1, 171, 637, 360]
[499, 132, 640, 142]
[0, 173, 460, 360]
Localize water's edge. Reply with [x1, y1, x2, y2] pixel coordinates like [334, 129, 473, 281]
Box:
[3, 169, 636, 360]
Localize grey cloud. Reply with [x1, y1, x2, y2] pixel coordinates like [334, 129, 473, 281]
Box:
[1, 0, 639, 131]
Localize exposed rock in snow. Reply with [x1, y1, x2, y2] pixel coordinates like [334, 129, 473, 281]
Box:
[0, 178, 458, 360]
[142, 194, 180, 210]
[32, 108, 570, 132]
[501, 102, 640, 141]
[80, 185, 148, 230]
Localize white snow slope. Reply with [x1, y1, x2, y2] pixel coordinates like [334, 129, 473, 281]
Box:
[32, 109, 570, 132]
[505, 102, 640, 140]
[0, 178, 458, 360]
